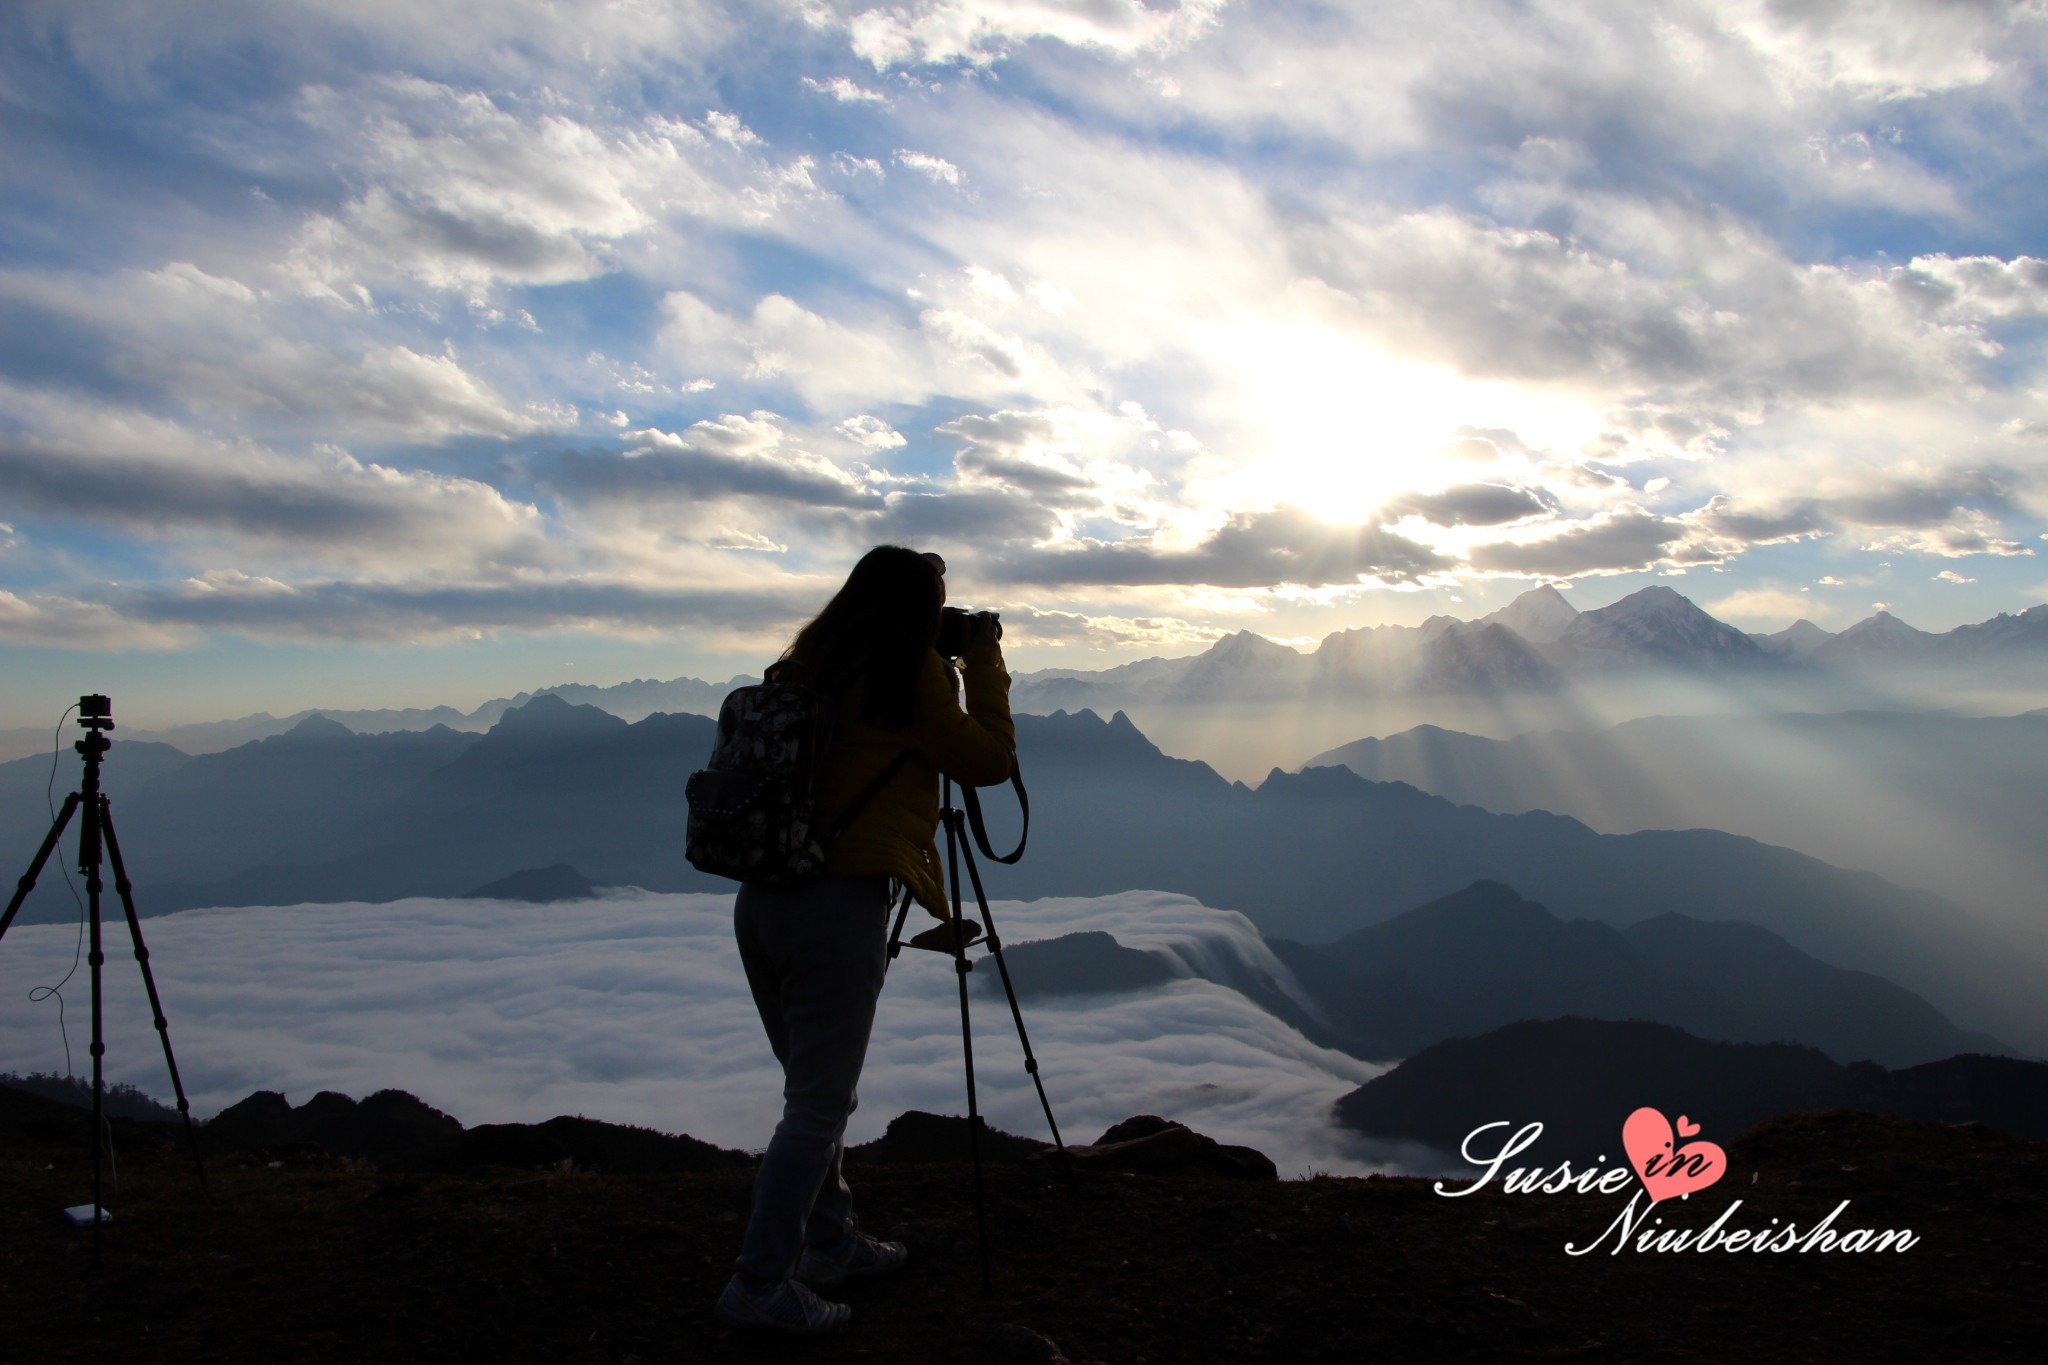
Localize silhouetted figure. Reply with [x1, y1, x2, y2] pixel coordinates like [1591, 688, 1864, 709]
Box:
[715, 546, 1015, 1334]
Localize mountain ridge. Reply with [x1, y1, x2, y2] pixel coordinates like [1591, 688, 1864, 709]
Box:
[1006, 584, 2048, 711]
[9, 586, 2043, 764]
[1305, 709, 2048, 919]
[6, 702, 2041, 1053]
[1335, 1017, 2048, 1162]
[1255, 880, 2007, 1068]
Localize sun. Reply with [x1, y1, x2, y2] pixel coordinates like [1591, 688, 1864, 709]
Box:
[1186, 318, 1602, 527]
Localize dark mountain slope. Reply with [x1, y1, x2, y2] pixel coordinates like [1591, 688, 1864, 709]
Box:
[1264, 881, 1739, 1058]
[983, 726, 2039, 1050]
[115, 717, 481, 885]
[1255, 882, 2003, 1068]
[1622, 914, 2005, 1067]
[137, 700, 723, 911]
[983, 882, 2008, 1071]
[1335, 1016, 2048, 1163]
[0, 738, 191, 918]
[1307, 709, 2048, 915]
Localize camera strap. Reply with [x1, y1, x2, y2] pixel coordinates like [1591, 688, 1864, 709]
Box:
[959, 769, 1028, 864]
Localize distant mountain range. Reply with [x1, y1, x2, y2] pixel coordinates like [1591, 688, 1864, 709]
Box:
[0, 675, 756, 763]
[998, 882, 2009, 1070]
[1274, 881, 2005, 1069]
[1307, 711, 2048, 917]
[1335, 1017, 2048, 1162]
[4, 583, 2040, 767]
[979, 883, 2045, 1159]
[1010, 585, 2048, 709]
[5, 698, 2042, 1054]
[999, 708, 2046, 1053]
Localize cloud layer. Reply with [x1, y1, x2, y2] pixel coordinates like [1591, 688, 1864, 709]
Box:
[0, 891, 1388, 1178]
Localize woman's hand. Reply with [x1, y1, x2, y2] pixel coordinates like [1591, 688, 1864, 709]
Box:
[963, 610, 1003, 650]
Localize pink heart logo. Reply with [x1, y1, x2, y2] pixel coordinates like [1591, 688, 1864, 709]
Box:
[1622, 1107, 1726, 1204]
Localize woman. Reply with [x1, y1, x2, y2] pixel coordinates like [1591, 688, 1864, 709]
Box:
[715, 546, 1015, 1334]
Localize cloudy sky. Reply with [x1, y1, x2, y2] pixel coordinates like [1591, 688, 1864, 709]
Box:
[3, 1, 2046, 726]
[0, 890, 1397, 1178]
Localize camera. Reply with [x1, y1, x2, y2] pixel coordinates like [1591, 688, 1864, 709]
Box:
[78, 694, 115, 730]
[936, 606, 1001, 658]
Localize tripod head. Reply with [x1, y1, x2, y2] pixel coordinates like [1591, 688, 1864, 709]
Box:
[73, 693, 114, 769]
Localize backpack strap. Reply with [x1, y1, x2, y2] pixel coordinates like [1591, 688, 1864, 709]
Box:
[781, 653, 902, 846]
[818, 749, 914, 845]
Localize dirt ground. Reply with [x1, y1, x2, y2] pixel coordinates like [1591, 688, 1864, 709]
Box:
[1, 1108, 2040, 1364]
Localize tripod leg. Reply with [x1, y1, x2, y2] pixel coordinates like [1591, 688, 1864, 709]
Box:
[81, 790, 107, 1265]
[99, 799, 207, 1185]
[0, 793, 81, 943]
[944, 791, 993, 1295]
[962, 869, 1073, 1180]
[884, 883, 913, 962]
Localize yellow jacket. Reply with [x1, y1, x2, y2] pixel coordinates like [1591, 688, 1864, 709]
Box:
[818, 645, 1016, 916]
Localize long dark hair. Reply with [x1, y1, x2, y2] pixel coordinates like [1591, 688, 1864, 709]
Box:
[780, 545, 942, 728]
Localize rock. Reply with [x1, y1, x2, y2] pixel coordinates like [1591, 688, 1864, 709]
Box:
[1068, 1115, 1278, 1180]
[847, 1110, 1050, 1165]
[344, 1090, 466, 1164]
[1209, 1141, 1280, 1181]
[1094, 1114, 1183, 1145]
[452, 1115, 750, 1173]
[203, 1088, 461, 1165]
[203, 1090, 297, 1150]
[1071, 1124, 1207, 1173]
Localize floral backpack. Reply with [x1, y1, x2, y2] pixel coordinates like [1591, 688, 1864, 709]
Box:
[684, 663, 908, 885]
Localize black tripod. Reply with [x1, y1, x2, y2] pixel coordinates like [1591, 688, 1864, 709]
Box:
[0, 695, 207, 1264]
[886, 771, 1069, 1293]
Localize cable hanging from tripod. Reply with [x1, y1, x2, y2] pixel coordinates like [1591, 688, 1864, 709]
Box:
[27, 700, 87, 1080]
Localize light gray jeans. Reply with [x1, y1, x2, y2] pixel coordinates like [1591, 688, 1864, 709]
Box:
[732, 876, 891, 1281]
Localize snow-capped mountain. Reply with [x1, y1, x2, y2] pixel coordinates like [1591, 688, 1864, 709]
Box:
[1172, 629, 1316, 700]
[1943, 604, 2048, 657]
[1813, 610, 1942, 665]
[1005, 584, 2048, 711]
[1750, 618, 1832, 660]
[1553, 584, 1768, 671]
[1415, 621, 1565, 692]
[1473, 583, 1578, 643]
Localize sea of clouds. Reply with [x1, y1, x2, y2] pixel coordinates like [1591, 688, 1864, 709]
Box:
[0, 890, 1394, 1177]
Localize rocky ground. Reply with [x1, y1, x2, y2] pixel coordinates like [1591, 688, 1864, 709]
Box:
[1, 1092, 2042, 1364]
